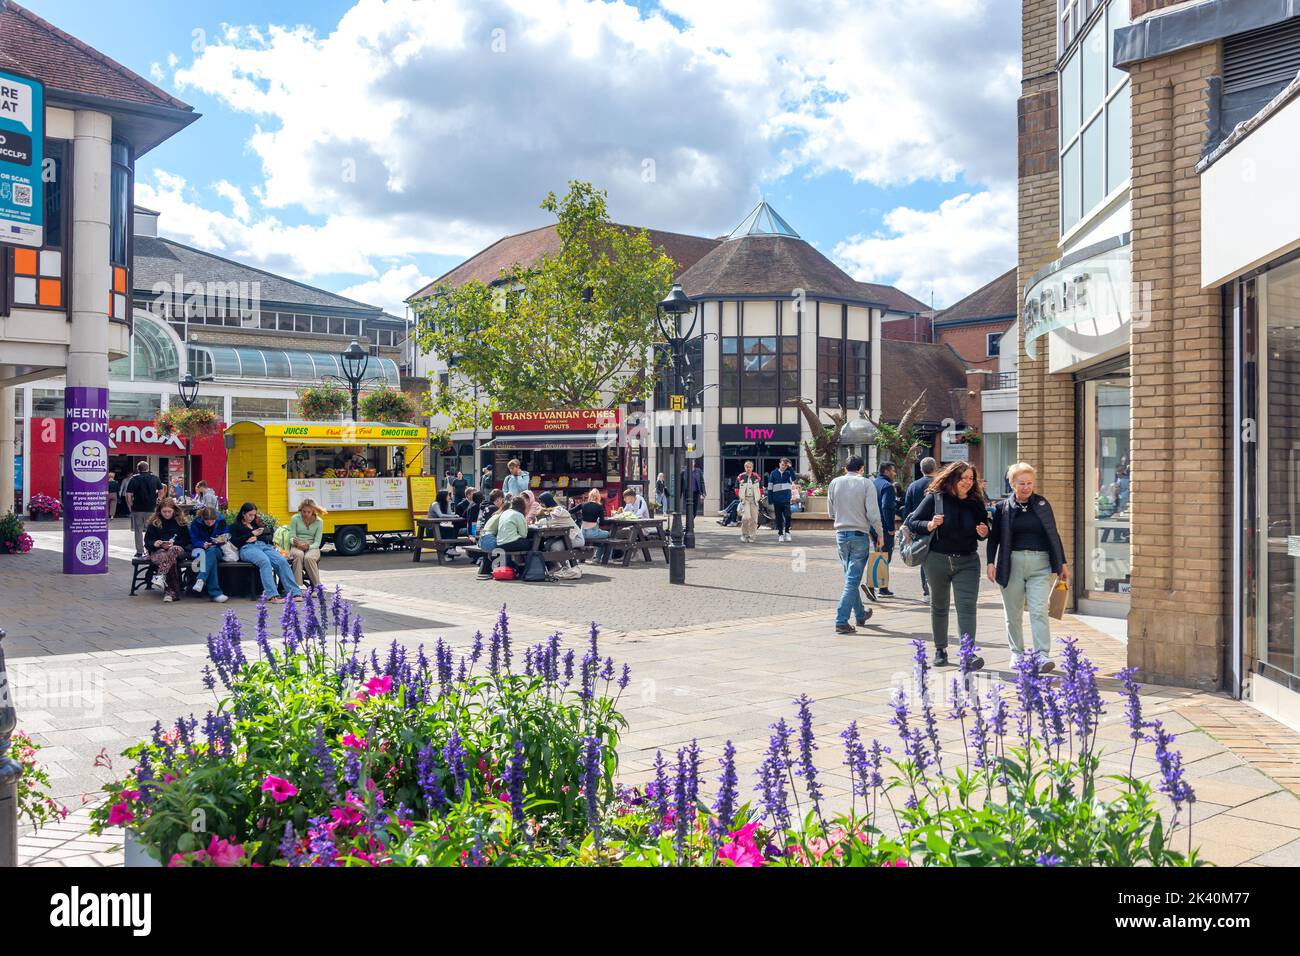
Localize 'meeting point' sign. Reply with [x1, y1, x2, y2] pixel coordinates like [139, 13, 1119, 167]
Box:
[0, 68, 44, 249]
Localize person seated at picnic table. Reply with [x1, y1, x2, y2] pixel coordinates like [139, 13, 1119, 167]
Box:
[620, 487, 650, 519]
[193, 480, 220, 511]
[477, 489, 503, 527]
[577, 489, 610, 541]
[426, 490, 466, 557]
[464, 491, 486, 530]
[187, 506, 231, 603]
[230, 502, 303, 604]
[144, 497, 192, 603]
[477, 497, 532, 577]
[535, 492, 584, 577]
[520, 489, 542, 523]
[287, 498, 325, 588]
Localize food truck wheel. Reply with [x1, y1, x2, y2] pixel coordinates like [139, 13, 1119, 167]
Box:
[333, 525, 368, 557]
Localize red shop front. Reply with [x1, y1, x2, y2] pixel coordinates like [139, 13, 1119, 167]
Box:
[29, 417, 228, 507]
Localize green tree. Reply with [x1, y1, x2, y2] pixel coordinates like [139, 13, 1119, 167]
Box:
[412, 181, 677, 440]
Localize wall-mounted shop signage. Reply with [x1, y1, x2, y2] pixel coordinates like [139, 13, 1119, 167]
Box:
[1023, 236, 1132, 370]
[718, 424, 801, 444]
[491, 409, 621, 433]
[0, 69, 44, 249]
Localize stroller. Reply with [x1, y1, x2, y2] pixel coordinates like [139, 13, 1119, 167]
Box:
[717, 498, 774, 528]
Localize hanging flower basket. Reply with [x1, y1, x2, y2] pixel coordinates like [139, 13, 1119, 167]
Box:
[297, 383, 349, 421]
[0, 511, 33, 553]
[358, 386, 417, 424]
[28, 493, 61, 520]
[154, 407, 222, 442]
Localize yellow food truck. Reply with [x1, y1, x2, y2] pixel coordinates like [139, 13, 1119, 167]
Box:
[225, 420, 435, 555]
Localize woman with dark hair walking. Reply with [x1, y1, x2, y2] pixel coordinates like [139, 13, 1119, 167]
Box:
[905, 461, 989, 670]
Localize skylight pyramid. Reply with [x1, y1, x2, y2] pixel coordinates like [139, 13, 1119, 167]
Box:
[726, 201, 801, 240]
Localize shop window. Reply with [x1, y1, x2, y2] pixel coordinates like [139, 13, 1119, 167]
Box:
[1059, 0, 1129, 234]
[817, 337, 842, 409]
[987, 332, 1002, 357]
[1080, 376, 1131, 601]
[109, 142, 133, 322]
[108, 391, 161, 420]
[33, 389, 64, 417]
[233, 396, 291, 420]
[9, 142, 66, 310]
[844, 340, 870, 412]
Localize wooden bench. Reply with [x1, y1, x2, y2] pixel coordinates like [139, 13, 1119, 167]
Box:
[413, 534, 475, 565]
[412, 517, 469, 564]
[463, 545, 596, 575]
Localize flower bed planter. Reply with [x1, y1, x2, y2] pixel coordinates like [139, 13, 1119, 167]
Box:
[802, 496, 828, 515]
[124, 829, 160, 867]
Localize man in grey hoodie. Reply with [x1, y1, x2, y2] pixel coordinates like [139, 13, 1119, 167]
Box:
[827, 455, 883, 634]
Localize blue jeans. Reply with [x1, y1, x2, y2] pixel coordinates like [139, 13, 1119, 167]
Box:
[836, 531, 871, 626]
[583, 526, 610, 540]
[191, 546, 225, 598]
[239, 541, 302, 599]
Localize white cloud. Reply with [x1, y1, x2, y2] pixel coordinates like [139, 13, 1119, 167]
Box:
[149, 0, 1018, 302]
[338, 264, 434, 315]
[833, 187, 1017, 309]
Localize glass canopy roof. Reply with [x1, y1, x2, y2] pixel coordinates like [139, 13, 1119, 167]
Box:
[188, 345, 400, 386]
[726, 201, 801, 240]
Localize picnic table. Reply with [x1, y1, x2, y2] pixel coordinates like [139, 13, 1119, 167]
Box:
[412, 515, 471, 564]
[598, 517, 668, 566]
[464, 525, 595, 576]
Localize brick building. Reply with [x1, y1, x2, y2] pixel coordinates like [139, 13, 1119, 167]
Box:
[1017, 0, 1300, 726]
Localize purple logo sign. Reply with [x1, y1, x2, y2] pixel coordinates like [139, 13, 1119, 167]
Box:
[62, 386, 109, 574]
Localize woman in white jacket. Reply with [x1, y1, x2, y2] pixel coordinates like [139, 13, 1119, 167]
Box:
[736, 461, 763, 543]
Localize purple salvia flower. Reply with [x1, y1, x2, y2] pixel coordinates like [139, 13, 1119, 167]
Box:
[1013, 652, 1045, 747]
[865, 738, 887, 790]
[649, 751, 670, 839]
[547, 632, 562, 682]
[201, 664, 216, 692]
[913, 641, 943, 771]
[583, 736, 603, 841]
[588, 620, 600, 662]
[793, 694, 824, 812]
[948, 675, 967, 721]
[713, 740, 738, 837]
[456, 657, 467, 682]
[524, 646, 536, 677]
[1037, 853, 1062, 866]
[279, 821, 303, 864]
[469, 631, 484, 667]
[672, 746, 690, 853]
[505, 738, 526, 825]
[496, 604, 512, 670]
[618, 664, 631, 692]
[342, 750, 361, 789]
[302, 588, 321, 646]
[1120, 667, 1145, 741]
[488, 625, 501, 675]
[1149, 720, 1196, 809]
[563, 649, 575, 685]
[330, 585, 343, 627]
[754, 718, 792, 830]
[416, 741, 447, 812]
[310, 724, 337, 799]
[443, 729, 468, 800]
[280, 597, 303, 654]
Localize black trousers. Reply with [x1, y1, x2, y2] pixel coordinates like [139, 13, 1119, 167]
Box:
[772, 502, 792, 534]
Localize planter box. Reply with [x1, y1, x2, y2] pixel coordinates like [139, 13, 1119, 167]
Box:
[801, 496, 828, 515]
[29, 512, 57, 521]
[124, 830, 160, 867]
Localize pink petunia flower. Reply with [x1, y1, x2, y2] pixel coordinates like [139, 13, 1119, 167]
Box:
[363, 675, 393, 697]
[206, 836, 246, 867]
[107, 802, 135, 826]
[341, 733, 367, 749]
[261, 775, 299, 803]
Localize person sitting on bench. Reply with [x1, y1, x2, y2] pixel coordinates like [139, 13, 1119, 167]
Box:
[427, 490, 464, 556]
[187, 506, 230, 603]
[144, 497, 191, 604]
[536, 492, 583, 578]
[478, 497, 531, 576]
[577, 489, 610, 541]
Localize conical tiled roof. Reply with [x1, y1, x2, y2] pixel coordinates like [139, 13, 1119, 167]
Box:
[727, 201, 801, 239]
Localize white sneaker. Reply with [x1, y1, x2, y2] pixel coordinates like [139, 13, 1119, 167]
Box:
[151, 573, 165, 589]
[212, 594, 229, 603]
[192, 577, 206, 593]
[162, 594, 174, 603]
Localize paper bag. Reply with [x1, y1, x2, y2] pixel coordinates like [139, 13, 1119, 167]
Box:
[1048, 577, 1069, 620]
[866, 551, 891, 592]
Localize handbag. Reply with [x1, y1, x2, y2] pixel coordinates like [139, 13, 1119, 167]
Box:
[220, 542, 239, 562]
[491, 566, 516, 581]
[899, 494, 943, 568]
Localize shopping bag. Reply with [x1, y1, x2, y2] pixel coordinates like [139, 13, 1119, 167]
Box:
[1048, 577, 1069, 620]
[866, 551, 891, 592]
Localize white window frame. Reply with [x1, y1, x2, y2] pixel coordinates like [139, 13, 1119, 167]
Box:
[987, 332, 1002, 358]
[1059, 0, 1131, 238]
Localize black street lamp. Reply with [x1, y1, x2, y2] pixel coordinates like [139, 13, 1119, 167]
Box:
[340, 341, 370, 422]
[655, 283, 699, 585]
[177, 372, 200, 493]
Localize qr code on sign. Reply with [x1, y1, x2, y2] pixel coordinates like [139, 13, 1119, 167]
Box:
[12, 183, 32, 207]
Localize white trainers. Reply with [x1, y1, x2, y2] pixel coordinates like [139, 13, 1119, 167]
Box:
[151, 573, 165, 589]
[162, 594, 174, 603]
[212, 594, 229, 603]
[192, 577, 206, 593]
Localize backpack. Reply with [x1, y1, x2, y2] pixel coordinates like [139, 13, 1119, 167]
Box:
[522, 551, 548, 582]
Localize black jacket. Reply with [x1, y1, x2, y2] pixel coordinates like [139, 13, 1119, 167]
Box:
[986, 494, 1066, 587]
[145, 515, 191, 551]
[904, 492, 988, 556]
[230, 517, 269, 549]
[902, 476, 931, 523]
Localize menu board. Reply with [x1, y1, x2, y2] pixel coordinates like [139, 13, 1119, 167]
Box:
[408, 476, 438, 515]
[378, 477, 408, 510]
[288, 479, 323, 511]
[350, 477, 379, 509]
[319, 477, 351, 512]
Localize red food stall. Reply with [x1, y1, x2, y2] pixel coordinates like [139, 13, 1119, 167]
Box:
[484, 409, 646, 509]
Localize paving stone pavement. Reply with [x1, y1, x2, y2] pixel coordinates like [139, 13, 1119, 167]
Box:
[6, 523, 1300, 866]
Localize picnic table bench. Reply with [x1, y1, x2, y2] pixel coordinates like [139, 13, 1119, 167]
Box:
[595, 517, 669, 566]
[412, 516, 473, 564]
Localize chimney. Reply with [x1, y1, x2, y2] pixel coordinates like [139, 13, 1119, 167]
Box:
[133, 205, 159, 238]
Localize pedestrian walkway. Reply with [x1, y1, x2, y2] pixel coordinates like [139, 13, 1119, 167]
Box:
[6, 525, 1300, 866]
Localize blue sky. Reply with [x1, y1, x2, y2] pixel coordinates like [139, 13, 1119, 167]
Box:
[23, 0, 1019, 312]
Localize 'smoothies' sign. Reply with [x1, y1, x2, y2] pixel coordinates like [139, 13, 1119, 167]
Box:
[0, 69, 44, 249]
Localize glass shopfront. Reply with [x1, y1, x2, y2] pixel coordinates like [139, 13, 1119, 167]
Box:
[1239, 256, 1300, 701]
[1077, 369, 1131, 611]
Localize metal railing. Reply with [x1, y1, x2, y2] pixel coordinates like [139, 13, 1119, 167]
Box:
[988, 371, 1018, 391]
